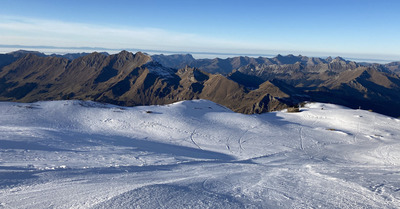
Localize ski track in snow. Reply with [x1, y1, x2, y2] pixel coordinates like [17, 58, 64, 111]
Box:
[0, 100, 400, 208]
[299, 127, 304, 151]
[189, 129, 202, 150]
[237, 129, 248, 152]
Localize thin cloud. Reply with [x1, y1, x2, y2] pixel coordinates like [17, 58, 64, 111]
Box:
[0, 15, 270, 53]
[0, 15, 399, 62]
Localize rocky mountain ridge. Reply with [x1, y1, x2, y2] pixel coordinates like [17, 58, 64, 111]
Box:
[0, 51, 293, 114]
[1, 50, 400, 117]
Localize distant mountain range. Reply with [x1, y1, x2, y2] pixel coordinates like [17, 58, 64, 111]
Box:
[1, 50, 400, 117]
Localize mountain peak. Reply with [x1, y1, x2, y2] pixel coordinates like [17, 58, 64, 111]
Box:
[79, 51, 108, 63]
[8, 50, 47, 58]
[273, 54, 302, 65]
[333, 56, 346, 62]
[116, 50, 134, 59]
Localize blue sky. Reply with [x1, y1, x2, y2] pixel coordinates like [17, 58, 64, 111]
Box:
[1, 0, 399, 60]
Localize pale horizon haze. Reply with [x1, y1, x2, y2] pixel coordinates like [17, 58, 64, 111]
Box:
[1, 0, 399, 62]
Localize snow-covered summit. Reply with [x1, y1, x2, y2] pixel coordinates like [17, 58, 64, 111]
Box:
[0, 100, 399, 208]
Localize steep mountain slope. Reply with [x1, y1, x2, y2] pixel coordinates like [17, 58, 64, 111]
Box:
[0, 51, 152, 102]
[151, 53, 195, 69]
[0, 54, 18, 69]
[153, 53, 360, 75]
[51, 52, 109, 60]
[189, 56, 267, 74]
[1, 50, 400, 117]
[7, 50, 47, 58]
[172, 67, 291, 114]
[385, 61, 400, 75]
[0, 51, 294, 114]
[307, 67, 400, 117]
[151, 55, 271, 74]
[236, 56, 360, 87]
[227, 70, 265, 88]
[1, 100, 400, 208]
[234, 58, 400, 117]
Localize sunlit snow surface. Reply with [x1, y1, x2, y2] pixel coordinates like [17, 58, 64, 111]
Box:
[0, 100, 400, 208]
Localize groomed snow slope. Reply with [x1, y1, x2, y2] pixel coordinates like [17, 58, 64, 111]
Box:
[0, 100, 399, 208]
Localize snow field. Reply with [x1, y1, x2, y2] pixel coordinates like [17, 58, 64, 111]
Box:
[0, 100, 399, 208]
